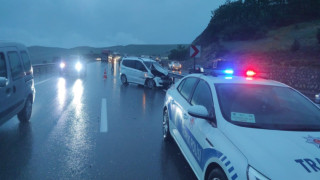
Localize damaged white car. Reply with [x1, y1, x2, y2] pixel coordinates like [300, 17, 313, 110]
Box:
[120, 57, 172, 89]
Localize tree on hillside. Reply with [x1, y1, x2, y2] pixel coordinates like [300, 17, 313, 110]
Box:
[194, 0, 320, 45]
[317, 28, 320, 44]
[168, 45, 188, 61]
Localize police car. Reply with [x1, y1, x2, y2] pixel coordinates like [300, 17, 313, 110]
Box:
[163, 69, 320, 180]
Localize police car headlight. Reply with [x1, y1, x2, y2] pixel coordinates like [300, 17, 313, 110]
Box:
[247, 166, 269, 180]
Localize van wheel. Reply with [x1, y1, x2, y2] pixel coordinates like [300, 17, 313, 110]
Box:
[18, 97, 32, 122]
[163, 109, 171, 141]
[207, 168, 228, 180]
[121, 74, 128, 85]
[146, 79, 155, 89]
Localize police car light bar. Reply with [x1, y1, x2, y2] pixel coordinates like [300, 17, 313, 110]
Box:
[224, 69, 234, 75]
[246, 70, 256, 77]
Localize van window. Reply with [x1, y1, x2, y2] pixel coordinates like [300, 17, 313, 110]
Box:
[135, 61, 147, 72]
[8, 51, 24, 80]
[20, 51, 32, 73]
[0, 53, 7, 78]
[122, 60, 135, 68]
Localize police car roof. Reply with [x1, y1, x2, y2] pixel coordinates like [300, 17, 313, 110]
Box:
[188, 74, 288, 87]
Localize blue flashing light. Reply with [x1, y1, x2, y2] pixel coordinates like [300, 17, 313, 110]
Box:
[225, 76, 233, 80]
[224, 69, 234, 75]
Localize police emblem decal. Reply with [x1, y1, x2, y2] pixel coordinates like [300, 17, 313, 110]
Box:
[305, 135, 320, 148]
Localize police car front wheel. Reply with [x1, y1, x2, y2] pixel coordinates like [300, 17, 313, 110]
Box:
[207, 168, 228, 180]
[163, 109, 171, 141]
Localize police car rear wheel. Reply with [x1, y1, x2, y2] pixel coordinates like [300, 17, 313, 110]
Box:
[207, 168, 228, 180]
[163, 109, 171, 141]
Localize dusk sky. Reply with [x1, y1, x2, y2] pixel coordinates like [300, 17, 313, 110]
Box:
[0, 0, 225, 48]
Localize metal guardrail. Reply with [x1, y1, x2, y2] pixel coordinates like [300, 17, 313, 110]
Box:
[168, 72, 185, 83]
[32, 63, 58, 75]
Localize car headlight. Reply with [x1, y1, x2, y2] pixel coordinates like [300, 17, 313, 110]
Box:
[247, 166, 269, 180]
[60, 62, 65, 69]
[75, 62, 82, 71]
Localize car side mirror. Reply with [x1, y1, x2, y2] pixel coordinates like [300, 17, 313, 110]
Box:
[188, 105, 215, 121]
[0, 77, 8, 88]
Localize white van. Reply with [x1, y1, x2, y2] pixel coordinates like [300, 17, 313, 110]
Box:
[0, 42, 35, 126]
[120, 57, 172, 88]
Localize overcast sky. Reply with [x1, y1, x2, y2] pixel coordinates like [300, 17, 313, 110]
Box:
[0, 0, 225, 48]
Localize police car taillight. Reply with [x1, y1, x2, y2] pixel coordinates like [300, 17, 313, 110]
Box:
[246, 70, 256, 77]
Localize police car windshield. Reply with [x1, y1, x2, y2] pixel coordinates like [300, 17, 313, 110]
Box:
[215, 84, 320, 131]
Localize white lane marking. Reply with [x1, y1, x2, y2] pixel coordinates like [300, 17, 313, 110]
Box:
[100, 98, 108, 133]
[35, 78, 53, 86]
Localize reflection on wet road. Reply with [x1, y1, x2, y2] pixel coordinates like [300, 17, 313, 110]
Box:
[0, 62, 196, 180]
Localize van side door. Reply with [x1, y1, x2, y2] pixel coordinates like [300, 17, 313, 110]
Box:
[134, 61, 148, 85]
[0, 48, 25, 123]
[7, 49, 26, 115]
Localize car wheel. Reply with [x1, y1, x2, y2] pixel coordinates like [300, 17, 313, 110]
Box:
[146, 79, 155, 89]
[121, 74, 128, 85]
[163, 109, 171, 141]
[18, 97, 32, 123]
[207, 168, 228, 180]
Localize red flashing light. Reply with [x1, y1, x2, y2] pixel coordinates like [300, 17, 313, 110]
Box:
[246, 70, 256, 77]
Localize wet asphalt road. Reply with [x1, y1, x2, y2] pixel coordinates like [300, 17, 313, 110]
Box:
[0, 62, 196, 180]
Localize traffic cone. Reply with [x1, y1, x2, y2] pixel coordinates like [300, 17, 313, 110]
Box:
[103, 68, 107, 79]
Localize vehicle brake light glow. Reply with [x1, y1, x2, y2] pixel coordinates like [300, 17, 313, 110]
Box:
[224, 69, 234, 75]
[246, 70, 256, 77]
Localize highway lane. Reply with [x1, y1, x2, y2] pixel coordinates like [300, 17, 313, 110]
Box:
[0, 62, 196, 180]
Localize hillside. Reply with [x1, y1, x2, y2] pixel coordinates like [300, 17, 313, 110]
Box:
[28, 44, 184, 64]
[191, 20, 320, 70]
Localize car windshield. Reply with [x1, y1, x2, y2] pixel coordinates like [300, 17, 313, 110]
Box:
[145, 61, 163, 69]
[215, 84, 320, 131]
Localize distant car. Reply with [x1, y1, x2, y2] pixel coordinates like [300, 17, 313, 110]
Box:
[59, 56, 87, 78]
[188, 65, 204, 74]
[0, 42, 35, 126]
[168, 61, 182, 71]
[120, 57, 172, 89]
[163, 69, 320, 180]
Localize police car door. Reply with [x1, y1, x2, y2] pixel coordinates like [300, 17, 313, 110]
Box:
[188, 79, 217, 168]
[172, 77, 203, 175]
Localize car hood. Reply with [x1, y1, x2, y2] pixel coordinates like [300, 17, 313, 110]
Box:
[152, 64, 168, 76]
[223, 123, 320, 179]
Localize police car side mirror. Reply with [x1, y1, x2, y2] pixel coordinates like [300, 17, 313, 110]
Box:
[0, 77, 7, 88]
[188, 105, 211, 120]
